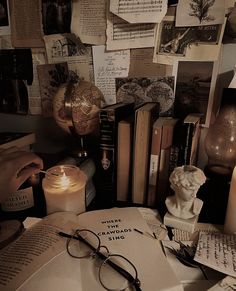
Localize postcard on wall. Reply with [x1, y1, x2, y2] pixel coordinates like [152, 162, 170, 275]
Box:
[37, 62, 69, 117]
[106, 11, 156, 51]
[43, 34, 90, 81]
[71, 0, 106, 45]
[115, 76, 175, 116]
[0, 0, 10, 36]
[92, 45, 130, 105]
[176, 0, 225, 27]
[173, 60, 218, 127]
[110, 0, 167, 24]
[223, 5, 236, 44]
[41, 0, 71, 35]
[153, 16, 226, 65]
[129, 48, 172, 78]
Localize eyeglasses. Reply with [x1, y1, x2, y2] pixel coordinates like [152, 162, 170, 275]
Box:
[59, 229, 142, 291]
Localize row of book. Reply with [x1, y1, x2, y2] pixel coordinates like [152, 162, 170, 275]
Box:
[95, 101, 202, 208]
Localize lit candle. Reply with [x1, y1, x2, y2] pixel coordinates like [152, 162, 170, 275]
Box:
[42, 165, 87, 215]
[224, 166, 236, 234]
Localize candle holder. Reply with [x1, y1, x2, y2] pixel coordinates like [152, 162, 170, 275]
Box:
[42, 165, 87, 215]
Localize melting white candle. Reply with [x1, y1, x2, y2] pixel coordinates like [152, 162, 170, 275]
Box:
[224, 166, 236, 234]
[42, 165, 87, 215]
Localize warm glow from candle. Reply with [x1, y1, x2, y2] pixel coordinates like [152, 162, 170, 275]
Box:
[59, 172, 70, 189]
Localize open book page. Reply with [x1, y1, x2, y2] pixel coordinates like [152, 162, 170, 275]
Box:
[194, 232, 236, 277]
[162, 241, 225, 291]
[138, 207, 168, 240]
[172, 223, 223, 241]
[77, 207, 183, 291]
[0, 212, 79, 291]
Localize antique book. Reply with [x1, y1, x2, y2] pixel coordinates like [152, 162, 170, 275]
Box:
[0, 132, 36, 150]
[0, 208, 183, 291]
[146, 117, 163, 207]
[117, 115, 134, 202]
[96, 102, 134, 207]
[156, 118, 178, 205]
[132, 102, 159, 205]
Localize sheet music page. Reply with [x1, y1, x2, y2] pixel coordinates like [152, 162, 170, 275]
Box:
[194, 232, 236, 277]
[110, 0, 167, 23]
[92, 45, 130, 104]
[71, 0, 106, 45]
[106, 11, 156, 51]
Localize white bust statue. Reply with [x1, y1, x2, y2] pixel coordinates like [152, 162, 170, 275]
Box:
[165, 165, 206, 220]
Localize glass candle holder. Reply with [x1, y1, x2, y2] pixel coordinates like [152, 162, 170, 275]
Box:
[42, 165, 87, 215]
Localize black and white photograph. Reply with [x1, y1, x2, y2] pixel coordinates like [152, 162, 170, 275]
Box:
[0, 0, 10, 35]
[42, 0, 72, 35]
[223, 5, 236, 44]
[174, 61, 215, 126]
[158, 20, 221, 56]
[176, 0, 225, 27]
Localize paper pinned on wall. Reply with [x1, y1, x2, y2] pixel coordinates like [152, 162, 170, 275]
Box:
[110, 0, 168, 24]
[71, 0, 106, 45]
[43, 34, 91, 82]
[176, 0, 225, 27]
[106, 11, 156, 51]
[92, 45, 130, 104]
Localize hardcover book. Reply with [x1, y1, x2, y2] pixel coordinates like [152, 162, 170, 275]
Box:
[132, 102, 159, 205]
[156, 118, 178, 205]
[147, 117, 163, 207]
[117, 115, 134, 202]
[96, 102, 135, 207]
[0, 132, 36, 150]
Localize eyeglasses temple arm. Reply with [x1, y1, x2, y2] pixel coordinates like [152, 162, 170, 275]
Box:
[58, 231, 142, 291]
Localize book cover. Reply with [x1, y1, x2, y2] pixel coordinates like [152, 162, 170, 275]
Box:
[1, 208, 183, 291]
[132, 102, 159, 205]
[146, 117, 163, 207]
[0, 132, 36, 150]
[117, 115, 134, 202]
[156, 118, 178, 205]
[96, 102, 135, 207]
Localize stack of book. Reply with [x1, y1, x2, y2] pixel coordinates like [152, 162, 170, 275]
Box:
[97, 101, 202, 208]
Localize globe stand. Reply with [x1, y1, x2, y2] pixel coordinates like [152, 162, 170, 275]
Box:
[72, 136, 88, 158]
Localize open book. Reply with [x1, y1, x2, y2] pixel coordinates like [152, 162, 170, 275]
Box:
[0, 207, 183, 291]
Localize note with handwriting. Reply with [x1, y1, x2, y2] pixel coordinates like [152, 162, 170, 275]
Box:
[194, 232, 236, 277]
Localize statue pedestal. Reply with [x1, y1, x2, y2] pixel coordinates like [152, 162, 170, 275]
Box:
[164, 212, 198, 233]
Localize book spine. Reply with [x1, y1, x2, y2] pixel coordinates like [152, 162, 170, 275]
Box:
[147, 123, 162, 207]
[117, 120, 133, 202]
[96, 103, 134, 207]
[96, 109, 117, 207]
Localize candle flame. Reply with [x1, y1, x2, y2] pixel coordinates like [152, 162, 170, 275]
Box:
[60, 172, 70, 189]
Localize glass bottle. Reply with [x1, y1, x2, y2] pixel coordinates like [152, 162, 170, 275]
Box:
[0, 173, 46, 221]
[204, 88, 236, 176]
